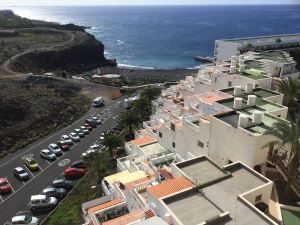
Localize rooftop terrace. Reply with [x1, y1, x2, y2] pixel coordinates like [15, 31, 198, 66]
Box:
[141, 142, 170, 157]
[220, 88, 281, 99]
[259, 51, 294, 64]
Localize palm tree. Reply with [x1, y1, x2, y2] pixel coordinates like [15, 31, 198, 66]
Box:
[277, 77, 299, 113]
[101, 132, 124, 158]
[119, 110, 140, 136]
[86, 151, 108, 183]
[265, 114, 300, 198]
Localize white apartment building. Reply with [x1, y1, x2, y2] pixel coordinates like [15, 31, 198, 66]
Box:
[215, 33, 300, 63]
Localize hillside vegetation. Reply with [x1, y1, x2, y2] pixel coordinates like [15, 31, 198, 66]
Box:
[0, 76, 90, 158]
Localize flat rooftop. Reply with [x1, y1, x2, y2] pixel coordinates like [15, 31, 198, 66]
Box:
[245, 114, 282, 135]
[141, 142, 170, 157]
[163, 160, 272, 225]
[218, 33, 300, 44]
[259, 51, 294, 64]
[176, 157, 229, 185]
[281, 207, 300, 225]
[104, 170, 147, 185]
[220, 88, 281, 99]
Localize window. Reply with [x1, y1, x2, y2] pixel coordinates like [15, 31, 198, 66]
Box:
[214, 77, 218, 82]
[228, 81, 232, 87]
[255, 194, 262, 203]
[159, 132, 162, 138]
[172, 142, 176, 148]
[170, 123, 175, 131]
[198, 141, 204, 148]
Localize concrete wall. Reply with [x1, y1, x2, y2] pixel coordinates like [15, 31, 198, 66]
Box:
[215, 40, 240, 63]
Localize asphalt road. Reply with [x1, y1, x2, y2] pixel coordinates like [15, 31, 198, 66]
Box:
[0, 98, 125, 225]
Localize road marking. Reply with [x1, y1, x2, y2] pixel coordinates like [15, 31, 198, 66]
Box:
[25, 168, 35, 179]
[38, 166, 44, 171]
[21, 153, 34, 160]
[17, 210, 31, 214]
[58, 159, 70, 167]
[0, 194, 3, 202]
[5, 178, 15, 193]
[4, 221, 9, 225]
[45, 160, 51, 165]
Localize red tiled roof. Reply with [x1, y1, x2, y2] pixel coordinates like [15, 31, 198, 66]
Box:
[131, 136, 156, 146]
[145, 209, 156, 219]
[88, 199, 123, 213]
[160, 169, 174, 180]
[102, 210, 144, 225]
[147, 176, 193, 199]
[125, 176, 151, 190]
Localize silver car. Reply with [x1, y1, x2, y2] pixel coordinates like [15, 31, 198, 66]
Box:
[74, 129, 85, 138]
[40, 149, 56, 160]
[13, 167, 29, 180]
[69, 132, 80, 142]
[61, 135, 73, 145]
[80, 126, 89, 134]
[42, 187, 67, 199]
[10, 215, 39, 225]
[29, 194, 57, 210]
[48, 144, 63, 156]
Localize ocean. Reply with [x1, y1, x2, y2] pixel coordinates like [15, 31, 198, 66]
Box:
[4, 5, 300, 69]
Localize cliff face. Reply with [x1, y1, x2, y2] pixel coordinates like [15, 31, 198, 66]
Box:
[13, 33, 115, 73]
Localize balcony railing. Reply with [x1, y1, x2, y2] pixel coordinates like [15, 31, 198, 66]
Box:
[268, 154, 300, 196]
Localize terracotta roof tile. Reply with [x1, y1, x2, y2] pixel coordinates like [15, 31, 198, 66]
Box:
[145, 209, 156, 219]
[160, 169, 174, 180]
[102, 210, 144, 225]
[88, 199, 123, 213]
[131, 136, 156, 146]
[201, 94, 226, 104]
[125, 176, 151, 190]
[147, 176, 193, 199]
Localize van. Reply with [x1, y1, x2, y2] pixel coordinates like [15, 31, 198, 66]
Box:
[29, 195, 57, 210]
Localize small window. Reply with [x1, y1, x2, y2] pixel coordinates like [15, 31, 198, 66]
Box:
[159, 132, 162, 138]
[172, 142, 176, 148]
[255, 194, 262, 203]
[228, 81, 232, 87]
[277, 115, 281, 118]
[214, 77, 217, 82]
[198, 141, 204, 148]
[170, 123, 175, 131]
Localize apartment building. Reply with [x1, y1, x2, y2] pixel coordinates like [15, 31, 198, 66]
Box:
[214, 33, 300, 63]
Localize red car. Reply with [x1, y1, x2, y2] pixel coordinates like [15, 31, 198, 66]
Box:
[57, 140, 70, 151]
[0, 178, 11, 194]
[64, 168, 85, 179]
[84, 123, 93, 131]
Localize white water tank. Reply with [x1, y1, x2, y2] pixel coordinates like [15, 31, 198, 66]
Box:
[239, 55, 245, 60]
[238, 114, 249, 128]
[234, 97, 243, 109]
[164, 213, 172, 224]
[239, 65, 246, 73]
[245, 83, 253, 93]
[252, 111, 263, 124]
[247, 95, 257, 106]
[234, 86, 242, 96]
[230, 66, 236, 74]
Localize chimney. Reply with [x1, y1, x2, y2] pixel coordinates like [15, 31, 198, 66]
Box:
[245, 83, 253, 94]
[230, 66, 236, 74]
[239, 65, 246, 73]
[252, 111, 263, 124]
[233, 86, 242, 96]
[247, 95, 257, 106]
[238, 114, 249, 128]
[233, 97, 243, 109]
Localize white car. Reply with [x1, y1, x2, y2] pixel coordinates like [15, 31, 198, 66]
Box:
[40, 149, 56, 160]
[48, 144, 63, 156]
[74, 129, 85, 138]
[10, 215, 39, 225]
[80, 126, 89, 134]
[61, 135, 73, 145]
[69, 132, 80, 142]
[89, 144, 100, 151]
[29, 194, 57, 210]
[92, 116, 102, 124]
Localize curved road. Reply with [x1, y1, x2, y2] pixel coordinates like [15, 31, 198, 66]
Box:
[0, 28, 75, 75]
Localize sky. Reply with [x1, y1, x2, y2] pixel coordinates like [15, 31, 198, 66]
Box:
[0, 0, 299, 6]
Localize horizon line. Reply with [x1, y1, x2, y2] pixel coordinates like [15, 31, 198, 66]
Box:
[1, 3, 300, 7]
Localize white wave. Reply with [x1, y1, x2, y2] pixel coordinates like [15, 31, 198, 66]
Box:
[117, 40, 125, 45]
[117, 63, 155, 70]
[187, 65, 201, 70]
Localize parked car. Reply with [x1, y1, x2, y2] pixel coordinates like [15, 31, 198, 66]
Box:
[83, 123, 93, 131]
[13, 167, 29, 180]
[24, 157, 39, 171]
[71, 160, 88, 169]
[52, 179, 74, 190]
[57, 140, 70, 151]
[69, 132, 80, 142]
[10, 215, 39, 225]
[0, 178, 11, 194]
[48, 143, 63, 156]
[80, 126, 89, 134]
[74, 129, 85, 138]
[29, 195, 57, 210]
[42, 187, 67, 199]
[64, 168, 85, 179]
[86, 118, 97, 128]
[40, 149, 56, 160]
[92, 116, 102, 125]
[61, 135, 73, 145]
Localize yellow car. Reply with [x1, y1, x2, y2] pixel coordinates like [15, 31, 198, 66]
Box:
[24, 157, 39, 171]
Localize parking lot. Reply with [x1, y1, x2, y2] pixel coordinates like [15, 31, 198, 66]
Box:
[0, 98, 126, 225]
